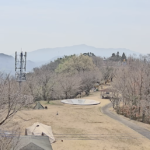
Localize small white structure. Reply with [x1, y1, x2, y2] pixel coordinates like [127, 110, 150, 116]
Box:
[61, 99, 100, 105]
[25, 122, 55, 143]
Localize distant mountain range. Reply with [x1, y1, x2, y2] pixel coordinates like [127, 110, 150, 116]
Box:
[27, 44, 141, 62]
[0, 45, 142, 74]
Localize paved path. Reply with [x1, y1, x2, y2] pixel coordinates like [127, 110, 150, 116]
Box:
[101, 103, 150, 140]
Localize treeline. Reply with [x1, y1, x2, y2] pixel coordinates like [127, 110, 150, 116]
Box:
[108, 52, 127, 62]
[23, 54, 115, 103]
[112, 55, 150, 123]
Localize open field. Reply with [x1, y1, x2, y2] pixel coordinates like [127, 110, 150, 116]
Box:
[10, 90, 150, 150]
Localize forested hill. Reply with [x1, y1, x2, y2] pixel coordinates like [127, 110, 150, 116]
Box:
[27, 44, 141, 62]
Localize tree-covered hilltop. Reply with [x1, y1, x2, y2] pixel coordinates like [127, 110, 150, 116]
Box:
[25, 53, 117, 102]
[55, 54, 96, 74]
[108, 51, 127, 62]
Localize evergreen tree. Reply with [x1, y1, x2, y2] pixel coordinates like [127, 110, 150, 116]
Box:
[112, 53, 115, 57]
[117, 52, 119, 57]
[121, 53, 126, 61]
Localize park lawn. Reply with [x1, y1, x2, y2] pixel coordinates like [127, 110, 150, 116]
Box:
[10, 90, 150, 150]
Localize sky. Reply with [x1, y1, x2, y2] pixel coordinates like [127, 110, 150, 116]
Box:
[0, 0, 150, 55]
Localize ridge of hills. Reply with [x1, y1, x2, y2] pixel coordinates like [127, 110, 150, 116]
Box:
[28, 44, 141, 62]
[0, 45, 142, 74]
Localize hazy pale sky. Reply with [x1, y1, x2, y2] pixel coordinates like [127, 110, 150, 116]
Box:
[0, 0, 150, 55]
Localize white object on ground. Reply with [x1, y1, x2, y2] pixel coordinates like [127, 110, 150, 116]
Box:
[61, 99, 100, 105]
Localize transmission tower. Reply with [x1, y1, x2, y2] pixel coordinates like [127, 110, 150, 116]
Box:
[15, 51, 27, 90]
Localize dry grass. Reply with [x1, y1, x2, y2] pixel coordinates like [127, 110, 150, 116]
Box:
[10, 89, 150, 150]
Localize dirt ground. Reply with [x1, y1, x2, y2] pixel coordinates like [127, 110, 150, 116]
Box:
[11, 90, 150, 150]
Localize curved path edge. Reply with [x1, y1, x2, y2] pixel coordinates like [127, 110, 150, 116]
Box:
[101, 103, 150, 140]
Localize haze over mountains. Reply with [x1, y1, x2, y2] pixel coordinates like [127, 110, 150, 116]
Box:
[28, 44, 141, 62]
[0, 45, 142, 74]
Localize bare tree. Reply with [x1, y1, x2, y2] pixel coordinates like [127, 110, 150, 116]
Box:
[112, 56, 150, 122]
[0, 74, 30, 126]
[58, 73, 81, 99]
[0, 73, 32, 149]
[80, 70, 102, 95]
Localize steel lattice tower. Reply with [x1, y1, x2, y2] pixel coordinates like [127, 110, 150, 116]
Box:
[15, 51, 27, 90]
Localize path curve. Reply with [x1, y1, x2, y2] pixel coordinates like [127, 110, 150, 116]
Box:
[101, 103, 150, 140]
